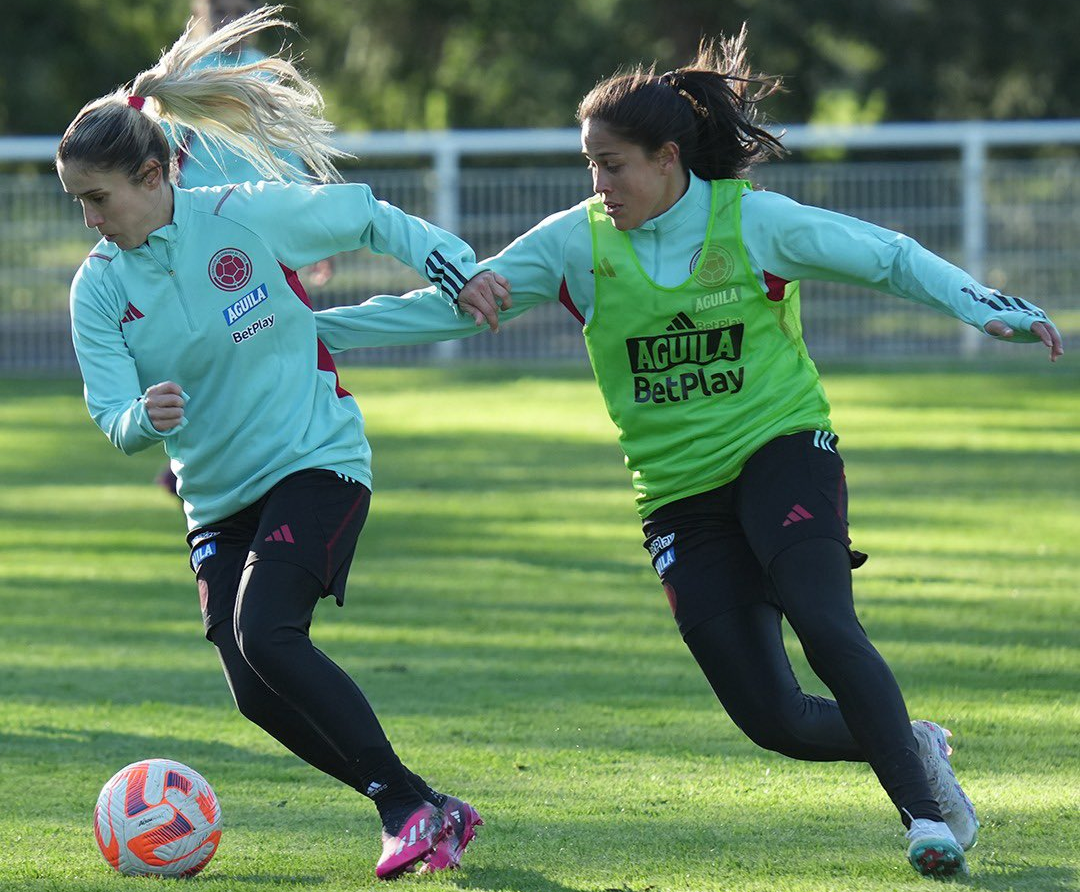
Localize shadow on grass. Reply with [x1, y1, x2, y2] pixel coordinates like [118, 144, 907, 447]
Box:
[965, 865, 1077, 892]
[3, 726, 1078, 890]
[453, 867, 587, 892]
[201, 877, 327, 886]
[0, 725, 288, 775]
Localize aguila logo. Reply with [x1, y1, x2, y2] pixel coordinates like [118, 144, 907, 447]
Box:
[208, 248, 253, 292]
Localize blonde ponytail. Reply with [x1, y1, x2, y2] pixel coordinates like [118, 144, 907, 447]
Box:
[58, 5, 348, 184]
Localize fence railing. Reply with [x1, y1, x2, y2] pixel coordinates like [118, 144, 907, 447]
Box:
[2, 121, 1078, 370]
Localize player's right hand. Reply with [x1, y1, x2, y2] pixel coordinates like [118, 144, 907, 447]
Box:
[144, 381, 186, 431]
[458, 270, 512, 331]
[984, 318, 1064, 362]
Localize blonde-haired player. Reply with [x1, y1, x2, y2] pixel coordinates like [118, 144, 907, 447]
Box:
[59, 7, 499, 878]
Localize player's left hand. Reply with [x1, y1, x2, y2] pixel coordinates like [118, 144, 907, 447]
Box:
[458, 270, 512, 331]
[305, 258, 334, 287]
[984, 319, 1064, 362]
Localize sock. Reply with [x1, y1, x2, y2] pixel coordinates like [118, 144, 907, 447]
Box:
[403, 765, 447, 807]
[353, 746, 427, 833]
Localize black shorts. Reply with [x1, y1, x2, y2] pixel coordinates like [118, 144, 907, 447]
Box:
[186, 469, 371, 638]
[641, 430, 867, 637]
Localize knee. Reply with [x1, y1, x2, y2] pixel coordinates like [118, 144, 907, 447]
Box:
[229, 678, 275, 726]
[800, 622, 879, 681]
[217, 652, 279, 726]
[736, 716, 806, 758]
[801, 622, 868, 666]
[727, 703, 808, 759]
[233, 609, 294, 679]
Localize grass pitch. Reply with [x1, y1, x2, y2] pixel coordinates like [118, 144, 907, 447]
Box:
[0, 364, 1076, 892]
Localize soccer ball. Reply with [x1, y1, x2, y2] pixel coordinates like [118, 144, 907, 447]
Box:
[94, 758, 222, 877]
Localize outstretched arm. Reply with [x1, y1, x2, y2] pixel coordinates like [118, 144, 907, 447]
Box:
[220, 181, 486, 306]
[742, 190, 1064, 361]
[315, 272, 514, 351]
[316, 206, 581, 349]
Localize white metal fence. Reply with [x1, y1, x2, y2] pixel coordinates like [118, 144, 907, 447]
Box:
[2, 121, 1078, 371]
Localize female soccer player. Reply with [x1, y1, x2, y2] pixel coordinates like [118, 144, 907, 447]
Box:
[59, 7, 497, 880]
[312, 29, 1062, 879]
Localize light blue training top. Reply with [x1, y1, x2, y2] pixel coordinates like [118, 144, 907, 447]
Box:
[70, 181, 481, 529]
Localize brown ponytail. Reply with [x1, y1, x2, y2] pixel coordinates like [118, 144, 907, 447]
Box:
[577, 26, 786, 180]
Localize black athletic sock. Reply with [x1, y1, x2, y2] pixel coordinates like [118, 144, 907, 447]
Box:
[353, 746, 428, 833]
[402, 765, 447, 807]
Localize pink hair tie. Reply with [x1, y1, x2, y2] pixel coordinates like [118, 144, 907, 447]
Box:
[127, 95, 146, 111]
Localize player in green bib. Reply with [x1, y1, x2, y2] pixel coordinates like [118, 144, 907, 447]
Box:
[314, 28, 1062, 880]
[584, 175, 832, 515]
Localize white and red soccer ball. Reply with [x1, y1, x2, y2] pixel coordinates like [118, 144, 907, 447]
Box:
[94, 758, 222, 877]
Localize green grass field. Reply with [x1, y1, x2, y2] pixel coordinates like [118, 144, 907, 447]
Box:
[0, 364, 1076, 892]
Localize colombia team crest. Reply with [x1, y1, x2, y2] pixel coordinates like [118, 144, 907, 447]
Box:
[690, 245, 735, 288]
[208, 248, 253, 292]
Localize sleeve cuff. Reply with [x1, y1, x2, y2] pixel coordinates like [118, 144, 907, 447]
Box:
[965, 291, 1051, 342]
[425, 253, 482, 306]
[134, 394, 189, 439]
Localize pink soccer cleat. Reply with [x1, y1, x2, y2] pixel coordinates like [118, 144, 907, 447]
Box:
[375, 803, 448, 881]
[418, 796, 484, 872]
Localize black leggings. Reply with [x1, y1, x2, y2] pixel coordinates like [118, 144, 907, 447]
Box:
[644, 433, 940, 824]
[209, 559, 386, 790]
[684, 538, 938, 822]
[190, 471, 439, 829]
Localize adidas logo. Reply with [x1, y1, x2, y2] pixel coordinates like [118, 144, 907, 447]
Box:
[395, 818, 425, 853]
[593, 257, 617, 278]
[120, 302, 145, 325]
[666, 312, 696, 332]
[264, 524, 295, 543]
[782, 504, 814, 527]
[813, 430, 838, 453]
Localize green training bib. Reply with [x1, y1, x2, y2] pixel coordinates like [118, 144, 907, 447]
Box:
[584, 178, 832, 517]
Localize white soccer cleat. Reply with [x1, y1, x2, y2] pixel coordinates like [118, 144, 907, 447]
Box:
[906, 818, 968, 878]
[911, 720, 979, 851]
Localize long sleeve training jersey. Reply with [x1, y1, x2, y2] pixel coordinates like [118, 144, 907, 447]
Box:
[71, 180, 481, 529]
[314, 171, 1049, 350]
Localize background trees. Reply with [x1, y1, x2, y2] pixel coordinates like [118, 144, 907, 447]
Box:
[4, 0, 1078, 134]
